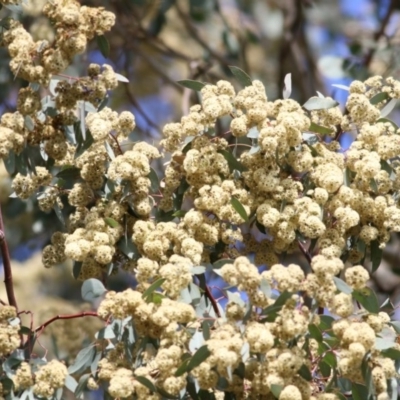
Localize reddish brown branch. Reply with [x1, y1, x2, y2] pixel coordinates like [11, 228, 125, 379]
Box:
[298, 240, 312, 265]
[205, 285, 221, 318]
[0, 202, 18, 311]
[34, 311, 100, 333]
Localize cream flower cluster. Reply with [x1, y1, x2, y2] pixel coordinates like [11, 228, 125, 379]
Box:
[108, 142, 160, 216]
[32, 360, 68, 398]
[3, 0, 114, 86]
[0, 306, 20, 357]
[11, 166, 52, 199]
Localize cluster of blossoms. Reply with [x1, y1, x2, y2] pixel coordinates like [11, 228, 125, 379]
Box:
[11, 359, 67, 398]
[0, 306, 20, 358]
[1, 0, 114, 85]
[2, 0, 400, 397]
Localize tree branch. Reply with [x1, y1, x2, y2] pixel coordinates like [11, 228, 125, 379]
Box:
[0, 202, 18, 311]
[205, 285, 221, 318]
[34, 311, 100, 333]
[364, 0, 396, 68]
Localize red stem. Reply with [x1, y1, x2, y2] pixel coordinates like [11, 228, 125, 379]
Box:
[34, 311, 100, 333]
[0, 202, 18, 311]
[205, 285, 221, 318]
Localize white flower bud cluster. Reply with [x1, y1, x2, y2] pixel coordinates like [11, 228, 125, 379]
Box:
[0, 112, 27, 159]
[32, 360, 68, 398]
[108, 142, 160, 216]
[12, 166, 52, 199]
[0, 306, 20, 357]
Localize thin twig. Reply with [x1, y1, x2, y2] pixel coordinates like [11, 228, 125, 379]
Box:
[364, 0, 396, 68]
[34, 311, 100, 333]
[0, 202, 18, 311]
[175, 2, 230, 68]
[205, 285, 221, 318]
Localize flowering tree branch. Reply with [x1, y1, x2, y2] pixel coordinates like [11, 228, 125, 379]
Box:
[0, 202, 18, 311]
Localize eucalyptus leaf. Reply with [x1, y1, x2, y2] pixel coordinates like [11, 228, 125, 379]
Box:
[81, 278, 106, 302]
[282, 73, 292, 99]
[68, 345, 96, 374]
[177, 80, 206, 91]
[230, 196, 248, 222]
[97, 35, 110, 58]
[303, 97, 339, 111]
[333, 276, 353, 294]
[186, 345, 211, 372]
[228, 66, 252, 87]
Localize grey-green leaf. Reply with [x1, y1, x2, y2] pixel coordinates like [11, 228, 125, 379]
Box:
[97, 35, 110, 58]
[230, 196, 249, 222]
[177, 80, 206, 91]
[81, 279, 106, 302]
[228, 66, 252, 87]
[186, 345, 211, 372]
[303, 97, 339, 111]
[333, 276, 353, 294]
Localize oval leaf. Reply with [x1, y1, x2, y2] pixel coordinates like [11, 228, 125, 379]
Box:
[228, 66, 252, 87]
[178, 80, 206, 91]
[97, 35, 110, 58]
[186, 345, 211, 373]
[333, 276, 353, 294]
[81, 279, 106, 302]
[303, 97, 339, 111]
[142, 278, 166, 300]
[230, 196, 248, 222]
[104, 217, 119, 228]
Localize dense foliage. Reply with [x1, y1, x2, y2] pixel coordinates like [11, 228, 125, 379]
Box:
[0, 1, 400, 400]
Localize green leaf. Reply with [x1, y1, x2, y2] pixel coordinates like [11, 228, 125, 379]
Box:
[73, 261, 82, 279]
[319, 315, 335, 331]
[230, 196, 248, 222]
[308, 122, 334, 135]
[142, 278, 166, 300]
[213, 259, 233, 269]
[81, 279, 106, 302]
[369, 178, 378, 193]
[370, 240, 382, 273]
[175, 358, 191, 377]
[56, 165, 81, 179]
[381, 348, 400, 360]
[186, 345, 211, 372]
[377, 117, 399, 130]
[74, 373, 90, 398]
[333, 276, 353, 294]
[4, 150, 15, 175]
[148, 168, 160, 192]
[228, 66, 252, 87]
[380, 98, 397, 117]
[135, 376, 156, 392]
[352, 287, 379, 313]
[319, 360, 331, 378]
[370, 92, 389, 105]
[104, 217, 119, 228]
[217, 149, 247, 172]
[64, 375, 78, 394]
[308, 324, 323, 342]
[97, 35, 110, 58]
[297, 364, 312, 381]
[68, 345, 96, 374]
[177, 80, 206, 91]
[270, 384, 283, 398]
[117, 236, 140, 260]
[303, 97, 339, 111]
[261, 291, 293, 320]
